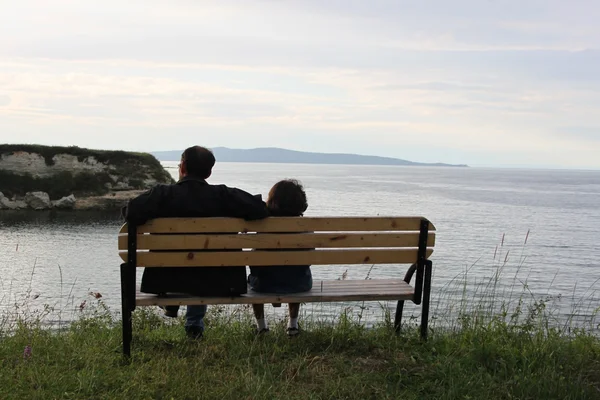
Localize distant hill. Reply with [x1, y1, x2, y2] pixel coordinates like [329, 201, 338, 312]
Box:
[152, 147, 468, 168]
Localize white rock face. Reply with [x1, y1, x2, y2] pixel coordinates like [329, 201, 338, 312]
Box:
[0, 192, 26, 210]
[113, 181, 132, 190]
[24, 191, 51, 210]
[0, 152, 107, 178]
[53, 194, 76, 209]
[0, 192, 11, 210]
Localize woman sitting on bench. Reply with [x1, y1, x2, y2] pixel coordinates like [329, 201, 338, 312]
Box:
[248, 179, 311, 336]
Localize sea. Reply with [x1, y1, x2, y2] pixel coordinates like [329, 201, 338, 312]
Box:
[1, 162, 599, 329]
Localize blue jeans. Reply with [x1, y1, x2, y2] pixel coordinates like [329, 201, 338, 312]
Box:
[186, 305, 206, 330]
[165, 305, 207, 331]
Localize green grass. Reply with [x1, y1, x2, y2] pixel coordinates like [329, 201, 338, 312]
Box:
[2, 231, 599, 399]
[1, 301, 599, 400]
[0, 170, 114, 198]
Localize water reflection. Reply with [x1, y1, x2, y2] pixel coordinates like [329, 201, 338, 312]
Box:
[1, 163, 600, 330]
[0, 210, 122, 226]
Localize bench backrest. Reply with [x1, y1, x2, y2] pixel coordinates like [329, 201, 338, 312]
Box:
[118, 216, 435, 268]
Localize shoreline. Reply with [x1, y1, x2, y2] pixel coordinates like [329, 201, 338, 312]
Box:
[73, 190, 144, 211]
[0, 190, 144, 211]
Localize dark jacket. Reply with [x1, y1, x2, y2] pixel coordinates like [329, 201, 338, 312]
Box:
[248, 209, 312, 293]
[122, 176, 269, 295]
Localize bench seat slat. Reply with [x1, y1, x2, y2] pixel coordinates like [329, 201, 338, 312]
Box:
[135, 279, 415, 306]
[118, 232, 436, 251]
[120, 248, 433, 266]
[120, 216, 435, 234]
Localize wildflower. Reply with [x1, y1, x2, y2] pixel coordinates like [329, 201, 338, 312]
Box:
[79, 300, 87, 311]
[23, 346, 32, 360]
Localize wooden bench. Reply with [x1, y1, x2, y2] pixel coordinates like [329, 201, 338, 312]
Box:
[118, 216, 436, 356]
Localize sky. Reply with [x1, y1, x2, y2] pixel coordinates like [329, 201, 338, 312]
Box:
[0, 0, 599, 169]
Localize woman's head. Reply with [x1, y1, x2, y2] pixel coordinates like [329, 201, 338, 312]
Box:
[267, 179, 308, 216]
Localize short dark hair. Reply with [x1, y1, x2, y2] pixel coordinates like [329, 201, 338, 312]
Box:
[181, 146, 215, 179]
[267, 179, 308, 216]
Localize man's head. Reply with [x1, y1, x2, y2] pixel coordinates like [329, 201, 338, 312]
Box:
[179, 146, 216, 180]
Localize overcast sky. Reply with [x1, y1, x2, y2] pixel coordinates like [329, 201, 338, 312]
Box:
[0, 0, 599, 168]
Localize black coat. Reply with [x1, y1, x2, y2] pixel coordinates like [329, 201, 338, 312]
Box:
[121, 176, 269, 295]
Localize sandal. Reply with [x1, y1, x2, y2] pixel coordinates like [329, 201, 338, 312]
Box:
[255, 327, 270, 335]
[286, 326, 300, 337]
[158, 305, 178, 318]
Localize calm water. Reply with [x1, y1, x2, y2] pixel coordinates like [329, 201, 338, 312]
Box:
[1, 163, 599, 327]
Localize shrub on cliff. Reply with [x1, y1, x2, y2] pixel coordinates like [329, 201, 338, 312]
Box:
[0, 170, 114, 198]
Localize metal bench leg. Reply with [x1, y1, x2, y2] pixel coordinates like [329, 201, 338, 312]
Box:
[394, 300, 405, 333]
[420, 260, 433, 340]
[122, 306, 132, 357]
[395, 263, 417, 334]
[122, 222, 138, 358]
[120, 263, 132, 357]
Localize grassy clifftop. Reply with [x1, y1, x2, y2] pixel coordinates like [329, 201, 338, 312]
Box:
[2, 305, 599, 399]
[0, 144, 174, 199]
[0, 144, 170, 173]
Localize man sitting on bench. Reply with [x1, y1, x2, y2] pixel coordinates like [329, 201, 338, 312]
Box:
[121, 145, 269, 339]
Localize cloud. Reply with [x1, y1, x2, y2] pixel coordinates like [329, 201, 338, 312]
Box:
[556, 126, 600, 141]
[0, 1, 599, 168]
[0, 57, 599, 167]
[0, 94, 10, 106]
[372, 82, 493, 92]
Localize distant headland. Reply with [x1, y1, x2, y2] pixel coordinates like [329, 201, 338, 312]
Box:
[152, 147, 469, 168]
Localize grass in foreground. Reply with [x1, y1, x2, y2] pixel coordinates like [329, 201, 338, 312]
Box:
[1, 304, 599, 400]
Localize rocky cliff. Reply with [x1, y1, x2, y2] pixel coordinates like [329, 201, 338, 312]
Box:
[0, 144, 174, 210]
